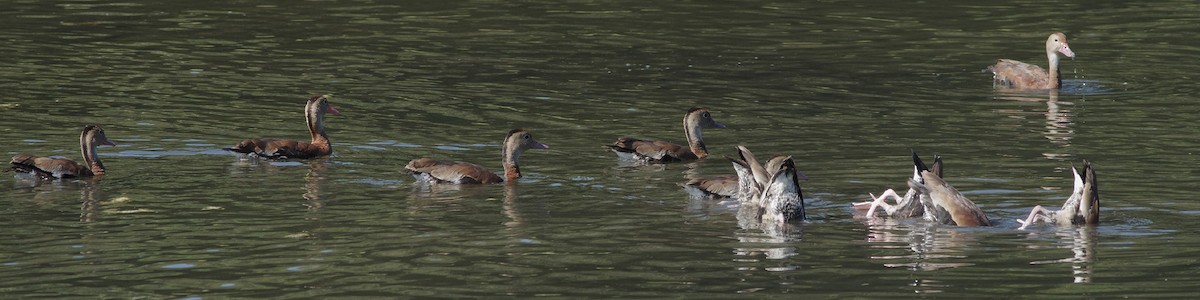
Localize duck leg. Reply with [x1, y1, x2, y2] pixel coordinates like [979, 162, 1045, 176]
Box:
[854, 189, 904, 217]
[1017, 205, 1054, 230]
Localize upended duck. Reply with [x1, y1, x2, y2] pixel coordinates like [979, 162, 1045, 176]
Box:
[225, 95, 340, 159]
[683, 150, 807, 200]
[1017, 161, 1099, 230]
[10, 125, 116, 179]
[405, 129, 548, 184]
[907, 152, 991, 226]
[607, 107, 726, 163]
[727, 146, 806, 224]
[853, 154, 944, 219]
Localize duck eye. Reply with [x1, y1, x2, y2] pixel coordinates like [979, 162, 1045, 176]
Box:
[702, 112, 710, 118]
[523, 134, 530, 140]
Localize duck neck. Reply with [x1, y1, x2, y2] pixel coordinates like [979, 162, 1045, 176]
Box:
[80, 131, 105, 176]
[307, 108, 330, 147]
[684, 118, 708, 158]
[502, 147, 522, 181]
[1047, 52, 1061, 88]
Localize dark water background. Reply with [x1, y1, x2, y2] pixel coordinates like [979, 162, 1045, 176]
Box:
[3, 0, 1200, 297]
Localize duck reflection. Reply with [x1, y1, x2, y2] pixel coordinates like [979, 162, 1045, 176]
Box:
[79, 179, 101, 222]
[1041, 90, 1073, 149]
[993, 90, 1074, 159]
[502, 183, 523, 230]
[1027, 226, 1097, 283]
[302, 161, 328, 209]
[229, 158, 332, 209]
[863, 219, 978, 271]
[732, 206, 803, 260]
[9, 172, 106, 222]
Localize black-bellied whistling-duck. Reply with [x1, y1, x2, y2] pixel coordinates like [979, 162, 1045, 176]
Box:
[728, 145, 770, 202]
[723, 146, 805, 224]
[853, 154, 944, 219]
[682, 174, 739, 199]
[225, 95, 340, 159]
[10, 125, 116, 179]
[685, 146, 808, 200]
[986, 32, 1076, 90]
[1017, 161, 1099, 230]
[405, 129, 548, 184]
[684, 146, 763, 199]
[756, 155, 806, 224]
[907, 152, 991, 226]
[607, 107, 726, 163]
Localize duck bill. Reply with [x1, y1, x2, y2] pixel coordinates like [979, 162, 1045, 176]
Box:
[326, 107, 342, 115]
[530, 141, 549, 149]
[711, 121, 728, 129]
[1059, 45, 1075, 59]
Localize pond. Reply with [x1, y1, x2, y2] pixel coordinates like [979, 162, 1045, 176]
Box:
[2, 0, 1199, 297]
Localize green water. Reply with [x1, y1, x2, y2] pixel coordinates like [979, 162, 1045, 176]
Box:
[3, 0, 1199, 297]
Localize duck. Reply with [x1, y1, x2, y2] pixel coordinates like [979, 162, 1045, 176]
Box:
[725, 146, 805, 223]
[225, 95, 340, 159]
[756, 155, 806, 224]
[684, 146, 809, 200]
[907, 152, 991, 226]
[607, 107, 726, 163]
[728, 145, 770, 202]
[10, 125, 116, 179]
[853, 154, 944, 219]
[682, 174, 739, 199]
[986, 32, 1076, 90]
[685, 145, 777, 200]
[1017, 161, 1099, 230]
[405, 129, 548, 184]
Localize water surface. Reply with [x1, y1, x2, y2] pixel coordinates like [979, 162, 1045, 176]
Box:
[2, 0, 1199, 297]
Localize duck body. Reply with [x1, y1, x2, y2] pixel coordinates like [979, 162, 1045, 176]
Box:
[406, 129, 548, 185]
[758, 156, 806, 224]
[405, 158, 504, 184]
[607, 107, 726, 163]
[226, 138, 331, 159]
[986, 32, 1076, 90]
[10, 125, 116, 179]
[609, 138, 698, 162]
[225, 95, 340, 159]
[683, 174, 738, 199]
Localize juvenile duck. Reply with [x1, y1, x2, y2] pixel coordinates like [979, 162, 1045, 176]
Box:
[986, 32, 1076, 90]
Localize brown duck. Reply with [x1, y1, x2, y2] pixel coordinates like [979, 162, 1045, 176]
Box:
[986, 32, 1076, 90]
[607, 107, 726, 163]
[406, 129, 549, 184]
[10, 125, 116, 179]
[684, 146, 807, 200]
[907, 152, 991, 226]
[225, 95, 340, 159]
